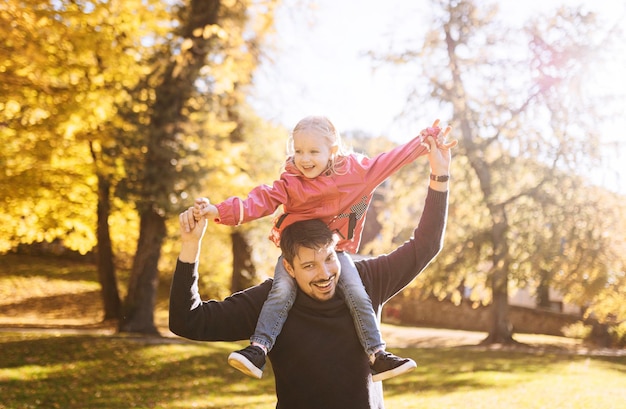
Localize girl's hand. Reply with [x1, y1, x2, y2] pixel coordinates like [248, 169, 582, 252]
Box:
[420, 119, 456, 149]
[193, 197, 218, 221]
[419, 119, 441, 142]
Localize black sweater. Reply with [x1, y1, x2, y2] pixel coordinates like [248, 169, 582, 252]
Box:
[169, 188, 448, 409]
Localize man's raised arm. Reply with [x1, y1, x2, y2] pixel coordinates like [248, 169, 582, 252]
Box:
[358, 132, 455, 302]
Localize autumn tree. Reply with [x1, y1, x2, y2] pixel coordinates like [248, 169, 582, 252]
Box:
[372, 0, 624, 343]
[74, 0, 171, 321]
[117, 0, 279, 333]
[1, 0, 280, 331]
[1, 0, 174, 321]
[1, 1, 101, 255]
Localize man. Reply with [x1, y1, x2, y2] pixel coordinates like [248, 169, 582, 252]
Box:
[169, 133, 454, 408]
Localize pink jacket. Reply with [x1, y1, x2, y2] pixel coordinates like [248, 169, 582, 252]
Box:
[214, 135, 429, 252]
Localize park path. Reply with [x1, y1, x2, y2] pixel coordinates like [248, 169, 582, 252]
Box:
[1, 322, 624, 356]
[0, 322, 484, 346]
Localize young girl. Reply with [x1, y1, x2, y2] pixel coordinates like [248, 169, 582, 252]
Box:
[194, 115, 451, 382]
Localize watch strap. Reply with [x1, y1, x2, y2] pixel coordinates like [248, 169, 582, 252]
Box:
[430, 174, 450, 182]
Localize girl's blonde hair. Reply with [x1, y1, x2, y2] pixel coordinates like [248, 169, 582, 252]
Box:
[287, 115, 351, 175]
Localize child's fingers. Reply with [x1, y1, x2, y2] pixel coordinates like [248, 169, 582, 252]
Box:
[426, 120, 442, 137]
[420, 119, 448, 144]
[194, 197, 210, 206]
[195, 204, 218, 218]
[425, 135, 437, 151]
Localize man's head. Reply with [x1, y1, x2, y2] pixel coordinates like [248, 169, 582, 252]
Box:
[280, 219, 340, 302]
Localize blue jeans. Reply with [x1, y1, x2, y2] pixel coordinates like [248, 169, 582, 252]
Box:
[250, 252, 385, 355]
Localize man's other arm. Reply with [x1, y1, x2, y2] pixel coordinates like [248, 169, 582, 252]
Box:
[169, 259, 271, 342]
[169, 206, 270, 342]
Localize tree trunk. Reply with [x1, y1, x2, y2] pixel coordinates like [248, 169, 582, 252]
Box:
[230, 230, 257, 293]
[483, 268, 514, 344]
[119, 0, 221, 335]
[442, 16, 516, 344]
[536, 269, 551, 309]
[482, 205, 515, 344]
[119, 209, 165, 334]
[96, 174, 122, 321]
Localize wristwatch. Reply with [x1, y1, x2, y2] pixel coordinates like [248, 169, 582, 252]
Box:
[430, 174, 450, 182]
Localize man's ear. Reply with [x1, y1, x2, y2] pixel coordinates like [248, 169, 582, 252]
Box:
[282, 258, 295, 278]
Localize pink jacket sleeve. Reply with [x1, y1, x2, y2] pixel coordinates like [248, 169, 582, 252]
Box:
[214, 178, 290, 226]
[361, 134, 429, 185]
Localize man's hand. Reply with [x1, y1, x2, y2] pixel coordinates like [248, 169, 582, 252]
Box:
[179, 207, 207, 263]
[419, 119, 456, 153]
[180, 206, 207, 235]
[424, 121, 456, 191]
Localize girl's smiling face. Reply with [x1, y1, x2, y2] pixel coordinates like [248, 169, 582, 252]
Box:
[292, 130, 337, 179]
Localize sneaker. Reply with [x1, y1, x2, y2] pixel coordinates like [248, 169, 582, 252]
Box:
[228, 345, 266, 379]
[370, 350, 417, 382]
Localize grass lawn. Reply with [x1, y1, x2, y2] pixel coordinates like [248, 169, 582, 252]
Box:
[1, 331, 625, 409]
[1, 254, 625, 408]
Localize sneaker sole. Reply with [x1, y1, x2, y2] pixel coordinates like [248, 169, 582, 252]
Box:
[371, 359, 417, 382]
[228, 352, 264, 379]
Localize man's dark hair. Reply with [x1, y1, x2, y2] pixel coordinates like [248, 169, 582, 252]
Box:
[280, 219, 338, 265]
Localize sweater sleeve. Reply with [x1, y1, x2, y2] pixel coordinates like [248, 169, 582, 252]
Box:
[169, 259, 272, 341]
[214, 177, 290, 226]
[357, 188, 448, 306]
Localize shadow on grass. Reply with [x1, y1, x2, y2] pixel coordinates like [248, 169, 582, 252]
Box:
[0, 333, 276, 408]
[1, 333, 625, 408]
[1, 254, 99, 282]
[0, 290, 103, 324]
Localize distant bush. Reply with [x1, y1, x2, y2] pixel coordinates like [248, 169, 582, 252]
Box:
[561, 321, 592, 339]
[609, 322, 626, 348]
[564, 320, 626, 348]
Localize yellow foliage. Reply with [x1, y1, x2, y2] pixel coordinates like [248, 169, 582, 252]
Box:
[0, 0, 282, 307]
[2, 100, 21, 117]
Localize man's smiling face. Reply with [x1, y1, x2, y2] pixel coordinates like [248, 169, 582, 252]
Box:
[283, 244, 341, 302]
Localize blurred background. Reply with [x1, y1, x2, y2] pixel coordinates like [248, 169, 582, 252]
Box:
[1, 0, 624, 346]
